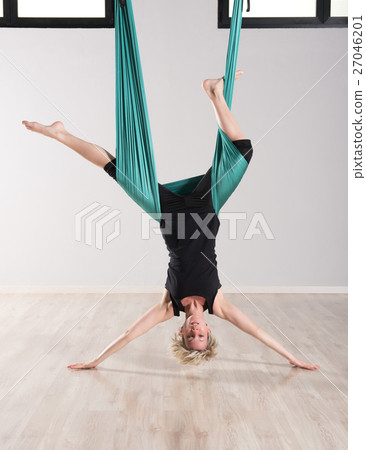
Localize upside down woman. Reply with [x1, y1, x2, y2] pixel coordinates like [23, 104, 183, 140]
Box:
[22, 72, 320, 370]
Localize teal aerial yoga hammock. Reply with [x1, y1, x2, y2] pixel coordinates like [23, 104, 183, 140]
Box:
[114, 0, 248, 221]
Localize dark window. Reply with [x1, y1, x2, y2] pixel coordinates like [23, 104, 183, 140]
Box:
[0, 0, 347, 29]
[218, 0, 348, 28]
[0, 0, 114, 28]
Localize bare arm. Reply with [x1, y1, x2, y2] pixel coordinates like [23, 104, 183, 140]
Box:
[67, 291, 174, 369]
[213, 292, 320, 371]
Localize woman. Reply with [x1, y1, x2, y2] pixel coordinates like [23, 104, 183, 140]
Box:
[22, 72, 320, 370]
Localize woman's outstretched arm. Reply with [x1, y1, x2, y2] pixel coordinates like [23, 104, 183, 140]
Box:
[22, 120, 114, 168]
[213, 291, 320, 371]
[67, 291, 174, 370]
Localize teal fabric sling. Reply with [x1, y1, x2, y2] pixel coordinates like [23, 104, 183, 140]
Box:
[114, 0, 249, 220]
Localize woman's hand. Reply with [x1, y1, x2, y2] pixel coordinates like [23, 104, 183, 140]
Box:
[289, 358, 320, 370]
[67, 360, 98, 370]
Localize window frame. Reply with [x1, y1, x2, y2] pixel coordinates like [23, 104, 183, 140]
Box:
[218, 0, 348, 28]
[0, 0, 114, 28]
[0, 0, 348, 29]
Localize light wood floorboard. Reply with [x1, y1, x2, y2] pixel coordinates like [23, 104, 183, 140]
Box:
[0, 293, 347, 450]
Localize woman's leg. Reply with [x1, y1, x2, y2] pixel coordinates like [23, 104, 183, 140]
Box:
[22, 120, 114, 168]
[202, 71, 253, 214]
[202, 70, 246, 141]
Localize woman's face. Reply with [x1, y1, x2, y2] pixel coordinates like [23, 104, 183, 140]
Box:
[180, 315, 211, 350]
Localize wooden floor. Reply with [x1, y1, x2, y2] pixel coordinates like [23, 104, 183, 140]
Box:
[0, 293, 347, 450]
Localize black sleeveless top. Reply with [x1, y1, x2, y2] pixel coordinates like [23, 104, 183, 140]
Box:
[158, 168, 220, 316]
[103, 140, 253, 317]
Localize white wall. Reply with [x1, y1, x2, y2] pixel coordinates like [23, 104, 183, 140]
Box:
[0, 0, 347, 289]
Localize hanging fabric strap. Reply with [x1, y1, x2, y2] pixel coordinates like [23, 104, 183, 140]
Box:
[115, 0, 161, 218]
[211, 0, 249, 214]
[114, 0, 245, 220]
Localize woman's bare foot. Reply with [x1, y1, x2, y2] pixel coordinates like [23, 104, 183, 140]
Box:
[22, 120, 66, 140]
[202, 70, 244, 100]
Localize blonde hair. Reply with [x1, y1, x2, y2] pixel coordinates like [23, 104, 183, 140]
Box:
[170, 331, 218, 366]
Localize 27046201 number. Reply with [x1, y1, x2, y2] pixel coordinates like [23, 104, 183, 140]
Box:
[353, 17, 363, 76]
